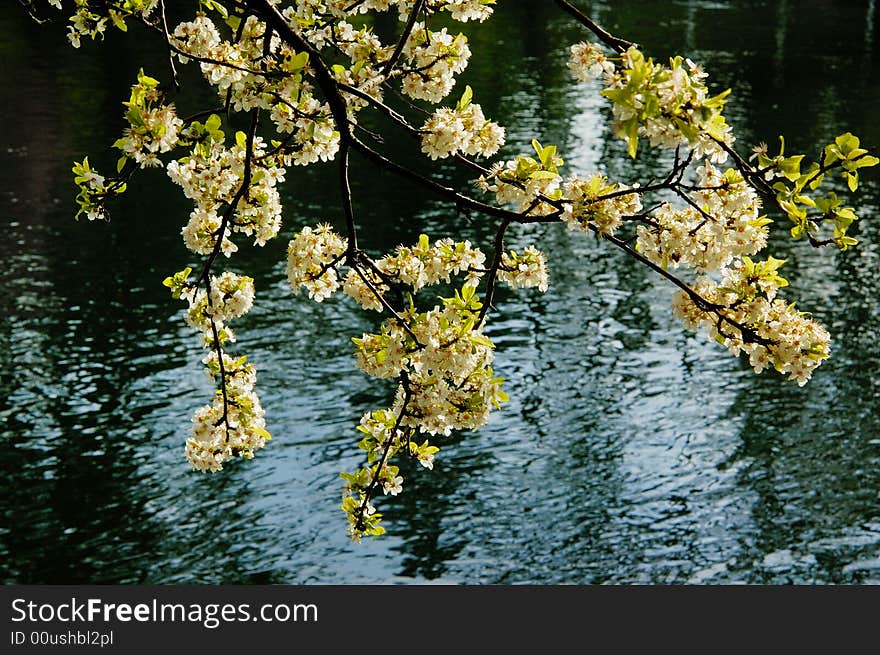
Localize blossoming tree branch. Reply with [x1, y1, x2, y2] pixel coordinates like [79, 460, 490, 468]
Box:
[26, 0, 878, 539]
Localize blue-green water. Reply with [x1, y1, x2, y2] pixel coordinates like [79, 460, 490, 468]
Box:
[2, 1, 880, 584]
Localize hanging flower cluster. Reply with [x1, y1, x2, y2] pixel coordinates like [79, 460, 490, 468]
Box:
[570, 43, 733, 161]
[286, 224, 348, 301]
[114, 69, 183, 169]
[282, 226, 520, 538]
[401, 23, 472, 102]
[478, 140, 565, 215]
[498, 246, 550, 292]
[421, 85, 505, 160]
[672, 257, 830, 386]
[344, 278, 508, 539]
[635, 164, 769, 271]
[561, 173, 642, 236]
[62, 0, 158, 48]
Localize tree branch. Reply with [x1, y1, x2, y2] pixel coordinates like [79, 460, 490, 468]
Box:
[381, 0, 425, 78]
[553, 0, 634, 53]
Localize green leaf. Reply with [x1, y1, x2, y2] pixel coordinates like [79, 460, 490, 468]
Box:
[539, 144, 557, 168]
[836, 236, 858, 250]
[109, 11, 127, 32]
[850, 154, 879, 170]
[780, 155, 804, 182]
[200, 0, 228, 18]
[703, 88, 731, 109]
[625, 119, 639, 158]
[456, 85, 473, 111]
[846, 171, 859, 192]
[835, 132, 860, 155]
[824, 144, 842, 166]
[136, 68, 159, 88]
[291, 51, 309, 70]
[531, 139, 544, 160]
[205, 114, 222, 133]
[125, 107, 145, 128]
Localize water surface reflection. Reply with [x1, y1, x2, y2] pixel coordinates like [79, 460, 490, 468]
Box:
[2, 0, 879, 584]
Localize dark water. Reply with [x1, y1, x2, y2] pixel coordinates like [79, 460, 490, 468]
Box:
[2, 1, 880, 584]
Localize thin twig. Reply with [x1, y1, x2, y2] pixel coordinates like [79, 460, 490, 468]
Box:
[157, 0, 180, 90]
[553, 0, 634, 53]
[382, 0, 426, 78]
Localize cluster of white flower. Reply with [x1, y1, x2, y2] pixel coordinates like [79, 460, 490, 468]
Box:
[170, 14, 221, 61]
[185, 272, 256, 333]
[352, 323, 410, 378]
[340, 233, 487, 314]
[342, 269, 388, 313]
[163, 266, 269, 472]
[394, 0, 494, 22]
[286, 224, 348, 301]
[114, 70, 183, 168]
[116, 103, 182, 168]
[375, 234, 486, 291]
[405, 343, 505, 435]
[166, 116, 276, 471]
[570, 43, 734, 161]
[345, 288, 505, 536]
[401, 24, 471, 102]
[562, 173, 643, 235]
[342, 403, 439, 538]
[343, 246, 508, 518]
[324, 25, 388, 111]
[420, 87, 505, 160]
[442, 0, 495, 22]
[325, 20, 389, 71]
[636, 164, 769, 271]
[172, 15, 261, 104]
[480, 155, 565, 216]
[173, 14, 341, 166]
[168, 142, 237, 208]
[637, 52, 734, 162]
[185, 385, 269, 473]
[72, 157, 113, 222]
[60, 1, 157, 47]
[327, 0, 397, 16]
[181, 208, 235, 256]
[498, 246, 550, 292]
[168, 133, 284, 250]
[161, 116, 277, 475]
[672, 258, 830, 386]
[270, 95, 341, 166]
[353, 285, 506, 436]
[568, 41, 616, 81]
[564, 41, 834, 385]
[203, 351, 257, 396]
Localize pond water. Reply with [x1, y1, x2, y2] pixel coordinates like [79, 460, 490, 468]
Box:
[2, 0, 880, 584]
